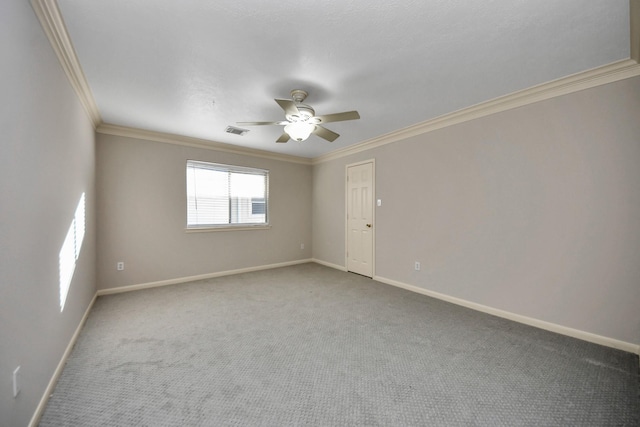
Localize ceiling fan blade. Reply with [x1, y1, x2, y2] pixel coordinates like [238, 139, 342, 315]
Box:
[313, 125, 340, 142]
[276, 133, 290, 143]
[275, 99, 301, 117]
[314, 110, 360, 124]
[237, 121, 289, 126]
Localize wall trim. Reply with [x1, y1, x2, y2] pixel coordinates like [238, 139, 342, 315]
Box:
[29, 259, 310, 424]
[30, 0, 101, 128]
[25, 261, 639, 425]
[29, 293, 98, 427]
[632, 0, 639, 62]
[32, 0, 640, 165]
[97, 123, 312, 166]
[312, 258, 348, 272]
[312, 259, 639, 353]
[33, 0, 639, 165]
[312, 59, 640, 164]
[372, 274, 640, 356]
[97, 259, 313, 296]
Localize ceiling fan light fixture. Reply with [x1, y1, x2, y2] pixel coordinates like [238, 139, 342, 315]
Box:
[237, 89, 360, 143]
[285, 122, 315, 141]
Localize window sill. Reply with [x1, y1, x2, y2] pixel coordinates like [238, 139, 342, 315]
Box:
[185, 225, 271, 233]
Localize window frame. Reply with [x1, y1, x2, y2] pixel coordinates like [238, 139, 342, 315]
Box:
[185, 160, 270, 232]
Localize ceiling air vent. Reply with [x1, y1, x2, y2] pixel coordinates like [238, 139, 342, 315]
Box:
[225, 126, 249, 136]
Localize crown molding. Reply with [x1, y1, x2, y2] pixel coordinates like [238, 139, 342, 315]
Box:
[97, 123, 312, 165]
[31, 0, 639, 165]
[30, 0, 101, 128]
[313, 58, 640, 164]
[29, 0, 310, 166]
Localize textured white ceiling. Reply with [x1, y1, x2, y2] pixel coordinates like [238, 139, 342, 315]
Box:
[57, 0, 630, 158]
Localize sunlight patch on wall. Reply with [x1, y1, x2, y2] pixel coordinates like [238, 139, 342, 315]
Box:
[59, 193, 85, 311]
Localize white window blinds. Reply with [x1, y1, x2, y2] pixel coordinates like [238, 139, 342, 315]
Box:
[186, 160, 268, 228]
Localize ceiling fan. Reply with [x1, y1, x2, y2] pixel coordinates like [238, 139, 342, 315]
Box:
[237, 89, 360, 143]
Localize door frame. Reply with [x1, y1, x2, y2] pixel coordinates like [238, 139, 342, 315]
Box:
[345, 159, 376, 277]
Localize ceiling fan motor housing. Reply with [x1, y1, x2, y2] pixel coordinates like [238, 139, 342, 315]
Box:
[290, 89, 308, 103]
[287, 104, 315, 122]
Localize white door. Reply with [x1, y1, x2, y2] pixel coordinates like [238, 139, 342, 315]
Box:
[347, 161, 374, 277]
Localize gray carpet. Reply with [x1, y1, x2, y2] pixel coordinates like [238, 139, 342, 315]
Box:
[40, 263, 638, 426]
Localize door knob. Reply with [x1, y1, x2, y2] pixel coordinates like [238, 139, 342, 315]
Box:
[366, 224, 372, 228]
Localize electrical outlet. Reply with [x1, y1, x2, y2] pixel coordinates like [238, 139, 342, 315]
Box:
[300, 243, 305, 250]
[117, 262, 124, 271]
[13, 366, 20, 398]
[415, 261, 421, 271]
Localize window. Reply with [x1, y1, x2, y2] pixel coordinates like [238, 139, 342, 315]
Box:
[186, 160, 268, 229]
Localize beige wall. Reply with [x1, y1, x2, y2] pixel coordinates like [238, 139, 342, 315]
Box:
[3, 3, 636, 425]
[96, 134, 312, 289]
[313, 76, 640, 345]
[0, 1, 97, 425]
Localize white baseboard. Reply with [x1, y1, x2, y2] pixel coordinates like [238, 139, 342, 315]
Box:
[311, 258, 348, 272]
[373, 275, 640, 356]
[312, 259, 640, 355]
[30, 259, 313, 425]
[28, 259, 639, 427]
[97, 260, 640, 355]
[29, 293, 98, 427]
[97, 258, 314, 296]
